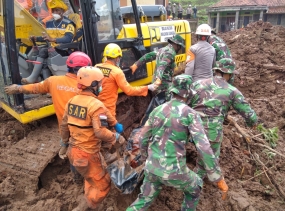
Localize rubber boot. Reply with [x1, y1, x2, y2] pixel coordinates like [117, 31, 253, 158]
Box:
[42, 67, 51, 80]
[21, 57, 44, 84]
[70, 164, 83, 185]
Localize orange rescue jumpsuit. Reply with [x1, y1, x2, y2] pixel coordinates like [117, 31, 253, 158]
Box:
[19, 73, 78, 126]
[17, 0, 33, 10]
[30, 0, 53, 24]
[60, 91, 117, 209]
[96, 61, 148, 117]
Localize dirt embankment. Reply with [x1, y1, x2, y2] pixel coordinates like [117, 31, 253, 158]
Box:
[1, 20, 285, 211]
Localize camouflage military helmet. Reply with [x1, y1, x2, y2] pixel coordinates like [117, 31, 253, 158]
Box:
[169, 74, 193, 98]
[168, 34, 185, 48]
[213, 58, 239, 74]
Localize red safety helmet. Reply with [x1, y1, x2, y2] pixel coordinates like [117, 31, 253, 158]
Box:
[66, 52, 92, 68]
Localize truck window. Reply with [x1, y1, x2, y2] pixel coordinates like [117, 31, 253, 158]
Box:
[120, 48, 137, 70]
[96, 0, 124, 41]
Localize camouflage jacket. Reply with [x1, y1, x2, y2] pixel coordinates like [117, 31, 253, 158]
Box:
[139, 98, 222, 182]
[189, 76, 257, 141]
[135, 44, 176, 93]
[208, 35, 232, 61]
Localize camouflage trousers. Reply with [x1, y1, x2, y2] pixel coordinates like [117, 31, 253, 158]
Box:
[126, 171, 202, 211]
[195, 119, 223, 178]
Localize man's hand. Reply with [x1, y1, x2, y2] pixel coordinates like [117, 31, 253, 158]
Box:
[130, 63, 138, 74]
[4, 84, 21, 95]
[114, 123, 124, 134]
[147, 83, 158, 92]
[42, 32, 56, 42]
[59, 146, 68, 159]
[112, 133, 126, 149]
[116, 133, 126, 145]
[29, 35, 36, 42]
[109, 133, 126, 152]
[217, 178, 229, 200]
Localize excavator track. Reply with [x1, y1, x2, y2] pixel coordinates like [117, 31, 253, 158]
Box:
[0, 115, 60, 191]
[0, 138, 59, 177]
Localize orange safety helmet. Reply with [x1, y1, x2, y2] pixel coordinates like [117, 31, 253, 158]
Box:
[66, 52, 92, 68]
[77, 66, 104, 87]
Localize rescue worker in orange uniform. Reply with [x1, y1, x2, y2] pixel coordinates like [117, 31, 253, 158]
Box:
[30, 0, 53, 25]
[4, 52, 93, 185]
[96, 43, 157, 117]
[17, 0, 33, 10]
[4, 52, 91, 127]
[59, 66, 125, 211]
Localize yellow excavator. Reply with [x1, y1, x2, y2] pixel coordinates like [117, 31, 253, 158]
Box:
[0, 0, 192, 192]
[0, 0, 191, 124]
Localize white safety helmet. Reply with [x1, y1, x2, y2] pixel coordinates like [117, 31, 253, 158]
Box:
[195, 24, 211, 36]
[189, 5, 191, 7]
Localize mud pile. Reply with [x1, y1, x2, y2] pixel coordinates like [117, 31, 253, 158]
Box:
[1, 21, 285, 211]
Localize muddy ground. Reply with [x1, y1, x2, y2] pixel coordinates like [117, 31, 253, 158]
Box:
[1, 20, 285, 211]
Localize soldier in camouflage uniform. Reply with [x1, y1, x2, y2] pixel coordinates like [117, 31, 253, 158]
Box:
[208, 29, 235, 84]
[127, 75, 228, 211]
[189, 58, 258, 179]
[130, 34, 185, 125]
[208, 34, 232, 61]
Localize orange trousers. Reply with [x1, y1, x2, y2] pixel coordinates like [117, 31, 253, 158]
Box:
[67, 146, 111, 209]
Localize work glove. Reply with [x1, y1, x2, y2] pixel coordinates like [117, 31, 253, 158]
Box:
[147, 83, 159, 92]
[114, 122, 124, 134]
[113, 133, 126, 149]
[58, 146, 68, 159]
[217, 178, 229, 200]
[130, 63, 138, 74]
[4, 84, 22, 95]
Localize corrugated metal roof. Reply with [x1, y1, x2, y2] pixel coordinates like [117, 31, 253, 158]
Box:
[268, 6, 285, 13]
[210, 0, 285, 8]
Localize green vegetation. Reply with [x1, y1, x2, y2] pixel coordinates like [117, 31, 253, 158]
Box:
[257, 124, 279, 148]
[263, 149, 276, 159]
[170, 0, 220, 24]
